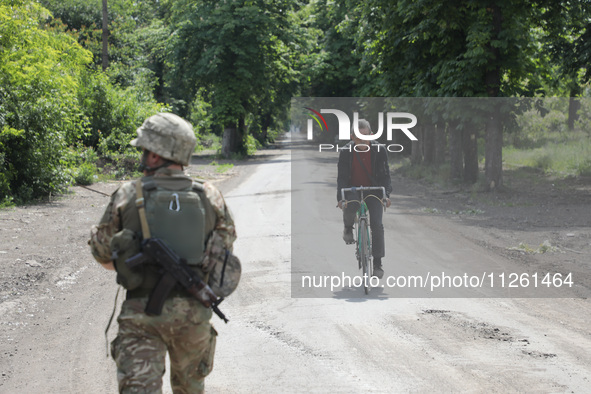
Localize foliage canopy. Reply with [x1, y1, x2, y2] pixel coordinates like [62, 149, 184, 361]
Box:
[1, 0, 591, 204]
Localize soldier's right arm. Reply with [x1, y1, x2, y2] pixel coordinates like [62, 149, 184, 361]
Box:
[198, 182, 237, 273]
[203, 182, 236, 249]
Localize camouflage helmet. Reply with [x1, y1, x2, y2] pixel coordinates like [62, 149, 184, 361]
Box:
[131, 113, 196, 166]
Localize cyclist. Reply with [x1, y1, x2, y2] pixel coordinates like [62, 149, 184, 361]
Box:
[337, 119, 392, 278]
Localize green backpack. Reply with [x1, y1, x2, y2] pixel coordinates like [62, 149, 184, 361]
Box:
[110, 177, 214, 291]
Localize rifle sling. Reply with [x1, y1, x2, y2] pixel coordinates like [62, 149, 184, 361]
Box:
[135, 179, 152, 239]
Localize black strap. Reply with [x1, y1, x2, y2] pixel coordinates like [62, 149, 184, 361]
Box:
[353, 146, 378, 185]
[104, 286, 121, 357]
[219, 250, 230, 287]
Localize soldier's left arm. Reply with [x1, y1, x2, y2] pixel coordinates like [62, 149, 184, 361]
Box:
[88, 184, 130, 270]
[89, 207, 118, 270]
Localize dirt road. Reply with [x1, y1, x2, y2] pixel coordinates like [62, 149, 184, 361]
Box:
[1, 134, 590, 392]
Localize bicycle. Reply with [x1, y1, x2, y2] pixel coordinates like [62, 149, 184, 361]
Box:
[339, 186, 387, 294]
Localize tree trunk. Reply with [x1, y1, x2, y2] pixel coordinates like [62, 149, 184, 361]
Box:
[568, 86, 581, 131]
[449, 121, 463, 181]
[260, 113, 271, 144]
[434, 121, 446, 165]
[237, 116, 245, 153]
[260, 127, 268, 145]
[485, 107, 502, 191]
[484, 3, 502, 190]
[102, 0, 109, 71]
[222, 123, 237, 158]
[410, 126, 423, 165]
[423, 123, 436, 165]
[462, 125, 478, 184]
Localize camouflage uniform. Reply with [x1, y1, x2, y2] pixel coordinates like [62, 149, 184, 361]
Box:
[112, 297, 215, 394]
[89, 167, 236, 394]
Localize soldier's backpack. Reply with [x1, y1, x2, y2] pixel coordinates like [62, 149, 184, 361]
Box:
[110, 177, 240, 297]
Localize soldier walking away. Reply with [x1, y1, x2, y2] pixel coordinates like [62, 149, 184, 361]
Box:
[337, 119, 392, 279]
[89, 113, 239, 393]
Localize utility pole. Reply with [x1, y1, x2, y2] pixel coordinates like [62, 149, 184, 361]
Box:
[102, 0, 109, 71]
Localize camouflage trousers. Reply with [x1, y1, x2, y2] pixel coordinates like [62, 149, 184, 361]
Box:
[111, 296, 216, 394]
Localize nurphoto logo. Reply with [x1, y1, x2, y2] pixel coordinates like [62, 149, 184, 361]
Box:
[305, 108, 418, 152]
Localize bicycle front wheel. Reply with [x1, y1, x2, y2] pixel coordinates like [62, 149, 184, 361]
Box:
[358, 218, 372, 294]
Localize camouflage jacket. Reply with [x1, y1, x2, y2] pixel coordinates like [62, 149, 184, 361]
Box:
[89, 168, 236, 267]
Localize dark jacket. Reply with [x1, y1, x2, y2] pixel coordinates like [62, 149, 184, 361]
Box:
[336, 140, 393, 201]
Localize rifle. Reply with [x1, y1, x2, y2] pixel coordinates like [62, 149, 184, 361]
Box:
[126, 238, 228, 323]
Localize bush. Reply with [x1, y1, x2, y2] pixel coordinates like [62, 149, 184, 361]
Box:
[73, 162, 97, 185]
[244, 134, 262, 156]
[189, 89, 213, 137]
[78, 70, 167, 156]
[0, 0, 92, 203]
[575, 159, 591, 176]
[511, 100, 569, 149]
[96, 151, 142, 180]
[198, 133, 222, 151]
[64, 146, 99, 185]
[0, 0, 168, 205]
[533, 154, 553, 172]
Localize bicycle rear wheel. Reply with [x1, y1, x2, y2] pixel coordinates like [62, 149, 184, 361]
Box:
[358, 218, 372, 294]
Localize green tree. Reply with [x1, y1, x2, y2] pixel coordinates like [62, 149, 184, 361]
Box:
[539, 1, 591, 129]
[303, 0, 363, 97]
[40, 0, 164, 89]
[77, 70, 166, 155]
[167, 0, 301, 156]
[41, 0, 169, 157]
[0, 0, 92, 203]
[353, 0, 557, 189]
